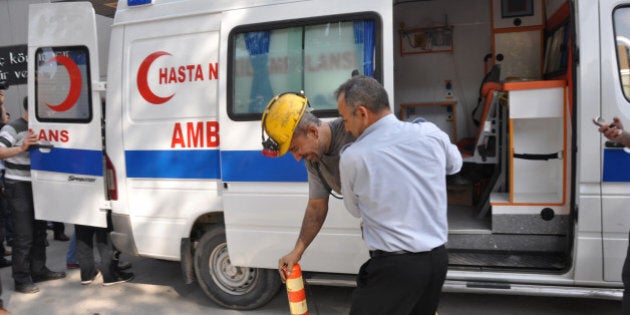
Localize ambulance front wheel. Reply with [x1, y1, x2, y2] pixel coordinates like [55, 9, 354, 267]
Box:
[194, 224, 281, 310]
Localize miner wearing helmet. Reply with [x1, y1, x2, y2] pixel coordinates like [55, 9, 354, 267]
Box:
[261, 91, 354, 282]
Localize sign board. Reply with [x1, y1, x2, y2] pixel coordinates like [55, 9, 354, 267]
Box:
[0, 44, 28, 86]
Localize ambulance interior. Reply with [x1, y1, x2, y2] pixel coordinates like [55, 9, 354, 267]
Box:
[393, 0, 573, 271]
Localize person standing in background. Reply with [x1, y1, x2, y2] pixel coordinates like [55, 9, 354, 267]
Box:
[0, 83, 12, 268]
[0, 81, 12, 314]
[0, 97, 65, 294]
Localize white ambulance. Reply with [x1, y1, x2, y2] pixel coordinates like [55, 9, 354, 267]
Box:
[25, 0, 630, 310]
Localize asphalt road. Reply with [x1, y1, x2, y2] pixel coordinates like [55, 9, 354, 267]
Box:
[0, 226, 623, 314]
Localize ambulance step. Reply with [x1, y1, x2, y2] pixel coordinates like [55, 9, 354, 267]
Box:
[302, 273, 357, 287]
[447, 233, 567, 252]
[448, 251, 567, 270]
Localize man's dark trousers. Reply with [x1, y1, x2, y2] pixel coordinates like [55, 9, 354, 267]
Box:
[350, 245, 448, 315]
[5, 181, 47, 285]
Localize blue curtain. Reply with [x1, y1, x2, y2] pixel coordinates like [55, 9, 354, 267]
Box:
[244, 31, 273, 112]
[353, 21, 375, 77]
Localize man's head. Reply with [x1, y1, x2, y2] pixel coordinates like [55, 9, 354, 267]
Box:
[335, 76, 390, 138]
[261, 92, 309, 157]
[0, 80, 7, 107]
[261, 92, 325, 162]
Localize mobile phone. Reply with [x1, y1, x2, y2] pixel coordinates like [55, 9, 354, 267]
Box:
[593, 116, 617, 128]
[593, 116, 607, 127]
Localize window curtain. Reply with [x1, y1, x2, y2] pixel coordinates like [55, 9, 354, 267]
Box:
[244, 31, 273, 112]
[353, 21, 375, 76]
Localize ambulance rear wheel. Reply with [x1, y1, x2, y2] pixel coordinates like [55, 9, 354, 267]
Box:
[194, 224, 281, 310]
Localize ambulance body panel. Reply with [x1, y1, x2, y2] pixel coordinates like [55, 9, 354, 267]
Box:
[26, 0, 630, 309]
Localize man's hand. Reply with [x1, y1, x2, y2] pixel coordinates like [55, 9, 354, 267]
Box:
[21, 133, 38, 152]
[278, 250, 302, 283]
[599, 116, 625, 142]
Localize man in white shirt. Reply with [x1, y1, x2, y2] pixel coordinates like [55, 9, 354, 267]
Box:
[337, 76, 462, 315]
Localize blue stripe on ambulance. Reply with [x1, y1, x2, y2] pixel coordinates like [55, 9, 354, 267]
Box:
[603, 148, 630, 182]
[30, 147, 103, 176]
[126, 150, 220, 179]
[220, 150, 307, 182]
[31, 148, 308, 182]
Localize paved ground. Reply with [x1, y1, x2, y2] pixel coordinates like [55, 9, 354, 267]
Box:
[0, 225, 623, 314]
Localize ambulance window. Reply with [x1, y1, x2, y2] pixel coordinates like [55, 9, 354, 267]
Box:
[34, 46, 92, 123]
[228, 14, 381, 121]
[614, 7, 630, 100]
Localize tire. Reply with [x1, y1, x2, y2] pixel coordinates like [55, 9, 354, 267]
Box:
[194, 224, 281, 310]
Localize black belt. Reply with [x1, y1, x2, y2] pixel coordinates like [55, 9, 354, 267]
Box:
[369, 245, 444, 259]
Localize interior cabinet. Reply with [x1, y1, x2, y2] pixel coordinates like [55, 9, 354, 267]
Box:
[491, 0, 544, 29]
[491, 80, 567, 205]
[491, 0, 544, 80]
[494, 30, 542, 80]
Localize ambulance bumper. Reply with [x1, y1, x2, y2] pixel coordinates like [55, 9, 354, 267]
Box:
[110, 213, 139, 256]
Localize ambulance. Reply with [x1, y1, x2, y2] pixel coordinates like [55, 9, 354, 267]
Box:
[25, 0, 629, 310]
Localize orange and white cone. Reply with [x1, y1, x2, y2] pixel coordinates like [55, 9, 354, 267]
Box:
[284, 263, 308, 315]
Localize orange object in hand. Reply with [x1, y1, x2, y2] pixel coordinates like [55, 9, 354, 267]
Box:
[284, 263, 308, 315]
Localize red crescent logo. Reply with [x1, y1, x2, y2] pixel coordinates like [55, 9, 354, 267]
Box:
[46, 56, 82, 112]
[137, 51, 174, 105]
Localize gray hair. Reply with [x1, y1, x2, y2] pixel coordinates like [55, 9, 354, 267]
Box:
[334, 75, 389, 114]
[294, 110, 321, 135]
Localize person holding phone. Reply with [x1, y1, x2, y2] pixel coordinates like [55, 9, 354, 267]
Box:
[595, 116, 626, 144]
[596, 116, 630, 314]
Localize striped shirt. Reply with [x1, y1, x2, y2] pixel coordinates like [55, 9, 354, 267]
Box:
[0, 118, 31, 181]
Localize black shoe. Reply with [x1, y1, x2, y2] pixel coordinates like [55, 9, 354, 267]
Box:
[54, 233, 70, 241]
[32, 270, 66, 283]
[15, 282, 39, 294]
[81, 271, 101, 285]
[117, 261, 132, 271]
[102, 271, 134, 286]
[0, 259, 11, 268]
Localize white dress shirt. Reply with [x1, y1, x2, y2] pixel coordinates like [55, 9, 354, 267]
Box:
[340, 114, 462, 252]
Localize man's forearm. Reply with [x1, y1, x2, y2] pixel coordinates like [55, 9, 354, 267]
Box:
[294, 202, 328, 254]
[0, 145, 24, 160]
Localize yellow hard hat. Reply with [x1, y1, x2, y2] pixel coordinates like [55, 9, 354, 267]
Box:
[261, 92, 308, 157]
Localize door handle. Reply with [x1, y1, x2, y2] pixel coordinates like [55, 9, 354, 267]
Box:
[33, 140, 54, 153]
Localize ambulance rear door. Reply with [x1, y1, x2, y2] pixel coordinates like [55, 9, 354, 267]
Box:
[27, 2, 107, 227]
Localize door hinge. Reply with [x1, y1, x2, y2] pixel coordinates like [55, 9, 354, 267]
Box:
[92, 81, 107, 92]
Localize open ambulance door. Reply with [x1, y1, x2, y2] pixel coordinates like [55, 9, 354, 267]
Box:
[599, 0, 630, 282]
[27, 3, 107, 228]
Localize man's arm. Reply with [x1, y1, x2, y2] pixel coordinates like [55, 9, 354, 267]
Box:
[340, 153, 360, 218]
[0, 133, 37, 159]
[445, 139, 463, 175]
[278, 197, 329, 282]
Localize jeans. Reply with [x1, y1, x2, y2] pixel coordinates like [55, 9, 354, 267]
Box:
[5, 180, 48, 285]
[66, 232, 77, 264]
[75, 225, 115, 282]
